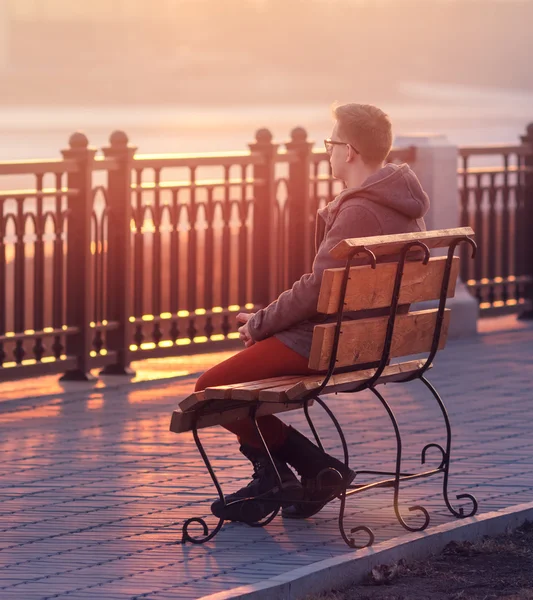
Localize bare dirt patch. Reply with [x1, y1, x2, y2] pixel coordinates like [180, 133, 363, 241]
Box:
[308, 521, 533, 600]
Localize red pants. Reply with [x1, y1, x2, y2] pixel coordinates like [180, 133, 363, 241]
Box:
[195, 337, 316, 449]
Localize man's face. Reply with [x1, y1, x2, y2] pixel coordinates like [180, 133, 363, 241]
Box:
[327, 122, 348, 181]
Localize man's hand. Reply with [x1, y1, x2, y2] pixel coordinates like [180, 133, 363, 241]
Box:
[237, 312, 255, 348]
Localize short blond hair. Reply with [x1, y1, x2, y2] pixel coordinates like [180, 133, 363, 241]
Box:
[333, 103, 393, 166]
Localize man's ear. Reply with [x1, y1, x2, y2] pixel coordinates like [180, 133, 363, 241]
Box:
[345, 144, 356, 163]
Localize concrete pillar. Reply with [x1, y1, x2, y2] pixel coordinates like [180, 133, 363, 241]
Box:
[394, 133, 479, 338]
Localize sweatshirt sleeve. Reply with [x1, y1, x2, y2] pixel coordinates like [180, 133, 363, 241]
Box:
[247, 205, 382, 341]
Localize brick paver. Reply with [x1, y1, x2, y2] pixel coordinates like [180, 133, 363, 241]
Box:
[1, 319, 532, 599]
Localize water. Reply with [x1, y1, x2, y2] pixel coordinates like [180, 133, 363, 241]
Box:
[0, 81, 531, 162]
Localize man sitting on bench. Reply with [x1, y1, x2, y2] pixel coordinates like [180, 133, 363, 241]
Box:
[194, 103, 430, 523]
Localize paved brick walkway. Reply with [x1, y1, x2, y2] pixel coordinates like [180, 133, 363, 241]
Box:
[1, 318, 532, 600]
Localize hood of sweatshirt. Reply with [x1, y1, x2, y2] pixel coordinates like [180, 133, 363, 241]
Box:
[320, 163, 430, 224]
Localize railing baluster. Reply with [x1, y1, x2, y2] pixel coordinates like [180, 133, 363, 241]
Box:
[221, 166, 231, 314]
[487, 172, 497, 306]
[459, 155, 470, 285]
[238, 164, 248, 308]
[52, 174, 65, 360]
[97, 196, 106, 329]
[473, 173, 484, 304]
[501, 154, 511, 305]
[204, 187, 215, 330]
[133, 168, 144, 348]
[310, 160, 320, 263]
[150, 168, 163, 346]
[515, 153, 526, 302]
[92, 209, 99, 327]
[187, 167, 198, 340]
[169, 189, 180, 342]
[152, 168, 162, 321]
[14, 196, 25, 364]
[34, 174, 45, 360]
[276, 185, 285, 295]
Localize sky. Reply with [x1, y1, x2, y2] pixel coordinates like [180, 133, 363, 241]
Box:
[1, 0, 532, 107]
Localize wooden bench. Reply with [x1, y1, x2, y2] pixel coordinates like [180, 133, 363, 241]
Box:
[170, 227, 479, 547]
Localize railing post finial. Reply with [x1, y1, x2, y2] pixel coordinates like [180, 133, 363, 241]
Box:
[290, 126, 308, 144]
[255, 128, 273, 145]
[68, 131, 89, 151]
[109, 130, 130, 149]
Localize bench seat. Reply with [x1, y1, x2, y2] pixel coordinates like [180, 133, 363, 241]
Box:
[171, 359, 429, 435]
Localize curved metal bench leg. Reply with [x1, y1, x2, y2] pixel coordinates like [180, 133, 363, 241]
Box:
[244, 406, 281, 528]
[420, 375, 478, 518]
[307, 394, 374, 549]
[369, 386, 431, 533]
[310, 395, 350, 467]
[181, 421, 225, 544]
[182, 403, 285, 542]
[338, 489, 375, 549]
[304, 398, 325, 452]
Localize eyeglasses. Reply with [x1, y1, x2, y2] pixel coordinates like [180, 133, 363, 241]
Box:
[324, 138, 360, 156]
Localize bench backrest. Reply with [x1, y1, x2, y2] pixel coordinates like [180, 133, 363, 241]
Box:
[309, 227, 474, 372]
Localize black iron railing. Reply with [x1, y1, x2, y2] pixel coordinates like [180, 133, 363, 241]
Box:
[0, 142, 120, 380]
[458, 132, 533, 315]
[124, 143, 263, 364]
[0, 126, 531, 382]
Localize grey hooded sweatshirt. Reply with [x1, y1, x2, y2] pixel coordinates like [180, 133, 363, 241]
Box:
[247, 163, 430, 359]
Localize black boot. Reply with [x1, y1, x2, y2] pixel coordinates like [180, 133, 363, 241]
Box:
[273, 427, 356, 519]
[210, 444, 303, 523]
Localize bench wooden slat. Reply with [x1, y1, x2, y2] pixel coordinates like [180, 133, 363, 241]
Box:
[230, 376, 310, 401]
[179, 375, 317, 411]
[204, 374, 307, 399]
[170, 399, 312, 434]
[318, 256, 459, 314]
[178, 391, 206, 412]
[179, 374, 317, 411]
[257, 359, 428, 402]
[179, 376, 293, 410]
[329, 227, 474, 260]
[180, 386, 235, 411]
[287, 359, 429, 401]
[309, 308, 450, 371]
